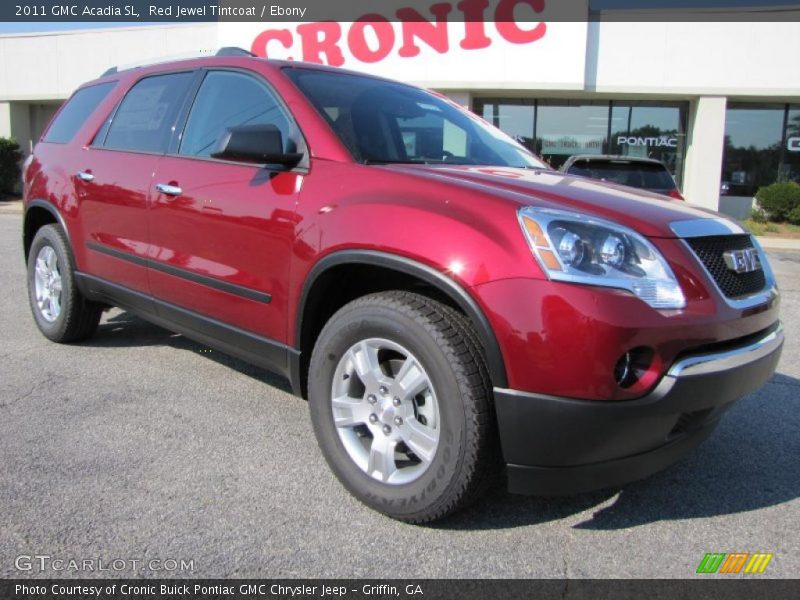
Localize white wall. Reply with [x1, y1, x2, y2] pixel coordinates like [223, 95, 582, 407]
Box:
[592, 21, 800, 96]
[2, 19, 799, 100]
[0, 24, 217, 101]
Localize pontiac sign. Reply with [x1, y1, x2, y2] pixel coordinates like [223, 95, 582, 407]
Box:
[617, 136, 679, 148]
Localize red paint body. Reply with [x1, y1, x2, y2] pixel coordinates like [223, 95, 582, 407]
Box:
[24, 56, 780, 403]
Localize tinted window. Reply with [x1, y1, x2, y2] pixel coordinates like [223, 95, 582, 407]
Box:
[535, 102, 608, 168]
[43, 82, 115, 144]
[285, 68, 544, 169]
[567, 160, 677, 191]
[609, 103, 687, 185]
[491, 104, 535, 152]
[722, 104, 785, 196]
[104, 72, 193, 153]
[180, 71, 293, 158]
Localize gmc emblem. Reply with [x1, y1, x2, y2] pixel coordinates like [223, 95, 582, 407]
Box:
[723, 248, 762, 274]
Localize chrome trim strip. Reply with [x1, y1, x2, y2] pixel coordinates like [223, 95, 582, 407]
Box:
[668, 323, 784, 378]
[669, 218, 746, 238]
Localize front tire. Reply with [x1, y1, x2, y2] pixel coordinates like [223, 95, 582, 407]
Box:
[27, 224, 102, 343]
[308, 291, 499, 523]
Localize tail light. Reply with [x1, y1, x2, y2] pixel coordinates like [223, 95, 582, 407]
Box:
[667, 189, 685, 201]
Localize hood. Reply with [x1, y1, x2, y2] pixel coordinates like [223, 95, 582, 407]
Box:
[383, 165, 724, 238]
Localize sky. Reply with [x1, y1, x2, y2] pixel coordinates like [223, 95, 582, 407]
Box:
[0, 22, 161, 34]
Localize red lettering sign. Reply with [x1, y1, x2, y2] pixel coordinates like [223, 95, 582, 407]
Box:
[249, 0, 548, 65]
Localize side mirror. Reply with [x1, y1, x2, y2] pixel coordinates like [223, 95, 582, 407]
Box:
[210, 124, 303, 166]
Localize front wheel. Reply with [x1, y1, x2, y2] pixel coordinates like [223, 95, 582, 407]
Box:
[308, 291, 499, 523]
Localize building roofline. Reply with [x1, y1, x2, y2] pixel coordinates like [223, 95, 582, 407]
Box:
[0, 22, 210, 39]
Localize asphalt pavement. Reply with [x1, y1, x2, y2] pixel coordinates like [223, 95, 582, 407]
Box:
[0, 213, 798, 578]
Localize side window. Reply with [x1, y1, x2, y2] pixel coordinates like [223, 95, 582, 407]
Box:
[104, 72, 193, 153]
[43, 82, 116, 144]
[179, 71, 294, 158]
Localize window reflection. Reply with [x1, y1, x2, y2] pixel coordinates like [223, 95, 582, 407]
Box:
[481, 102, 536, 153]
[473, 98, 688, 185]
[721, 104, 785, 197]
[610, 103, 687, 185]
[535, 101, 608, 168]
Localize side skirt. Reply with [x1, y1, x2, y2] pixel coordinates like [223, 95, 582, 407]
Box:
[74, 272, 299, 383]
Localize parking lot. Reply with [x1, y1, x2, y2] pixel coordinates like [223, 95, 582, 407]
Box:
[0, 212, 798, 579]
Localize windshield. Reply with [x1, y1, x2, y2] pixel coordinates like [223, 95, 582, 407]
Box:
[284, 68, 546, 169]
[566, 160, 677, 191]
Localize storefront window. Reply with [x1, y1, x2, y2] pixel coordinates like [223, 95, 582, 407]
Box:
[473, 98, 688, 186]
[609, 103, 687, 185]
[481, 102, 535, 153]
[721, 104, 785, 197]
[535, 101, 608, 169]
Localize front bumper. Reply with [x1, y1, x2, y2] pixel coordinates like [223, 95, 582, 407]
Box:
[496, 323, 784, 495]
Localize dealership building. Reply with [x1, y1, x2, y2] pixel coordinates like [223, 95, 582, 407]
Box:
[1, 3, 799, 217]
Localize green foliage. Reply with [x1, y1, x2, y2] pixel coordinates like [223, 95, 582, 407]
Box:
[788, 206, 800, 226]
[742, 219, 767, 236]
[750, 206, 768, 224]
[755, 181, 800, 222]
[0, 137, 23, 196]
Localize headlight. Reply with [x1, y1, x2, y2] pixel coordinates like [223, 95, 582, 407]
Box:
[518, 207, 686, 309]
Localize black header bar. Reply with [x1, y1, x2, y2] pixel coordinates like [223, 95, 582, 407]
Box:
[3, 579, 800, 600]
[2, 0, 800, 24]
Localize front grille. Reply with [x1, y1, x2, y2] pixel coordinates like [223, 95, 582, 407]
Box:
[685, 235, 766, 299]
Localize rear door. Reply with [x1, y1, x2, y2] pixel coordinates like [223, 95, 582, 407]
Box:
[147, 68, 305, 343]
[77, 71, 195, 295]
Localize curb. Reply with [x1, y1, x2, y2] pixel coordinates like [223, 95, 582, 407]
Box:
[756, 236, 800, 251]
[0, 200, 23, 215]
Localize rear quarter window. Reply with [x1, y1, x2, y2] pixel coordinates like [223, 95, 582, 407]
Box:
[42, 82, 116, 144]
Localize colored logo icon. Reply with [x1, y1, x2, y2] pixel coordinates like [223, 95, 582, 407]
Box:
[696, 553, 773, 574]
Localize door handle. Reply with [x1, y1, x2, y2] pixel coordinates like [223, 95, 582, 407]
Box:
[76, 171, 94, 182]
[156, 183, 182, 197]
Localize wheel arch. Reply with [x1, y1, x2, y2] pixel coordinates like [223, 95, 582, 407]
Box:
[292, 250, 508, 397]
[23, 200, 70, 261]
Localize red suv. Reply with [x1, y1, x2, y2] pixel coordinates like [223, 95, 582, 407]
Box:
[22, 50, 783, 523]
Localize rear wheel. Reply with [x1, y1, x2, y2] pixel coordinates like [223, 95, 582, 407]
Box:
[308, 291, 499, 523]
[27, 224, 102, 343]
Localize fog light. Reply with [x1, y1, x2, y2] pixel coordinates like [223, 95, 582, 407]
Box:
[614, 347, 654, 389]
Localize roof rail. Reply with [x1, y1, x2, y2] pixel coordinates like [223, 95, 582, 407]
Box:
[100, 46, 256, 77]
[215, 47, 256, 57]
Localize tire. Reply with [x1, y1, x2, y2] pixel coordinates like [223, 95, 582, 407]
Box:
[27, 224, 102, 343]
[308, 290, 500, 523]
